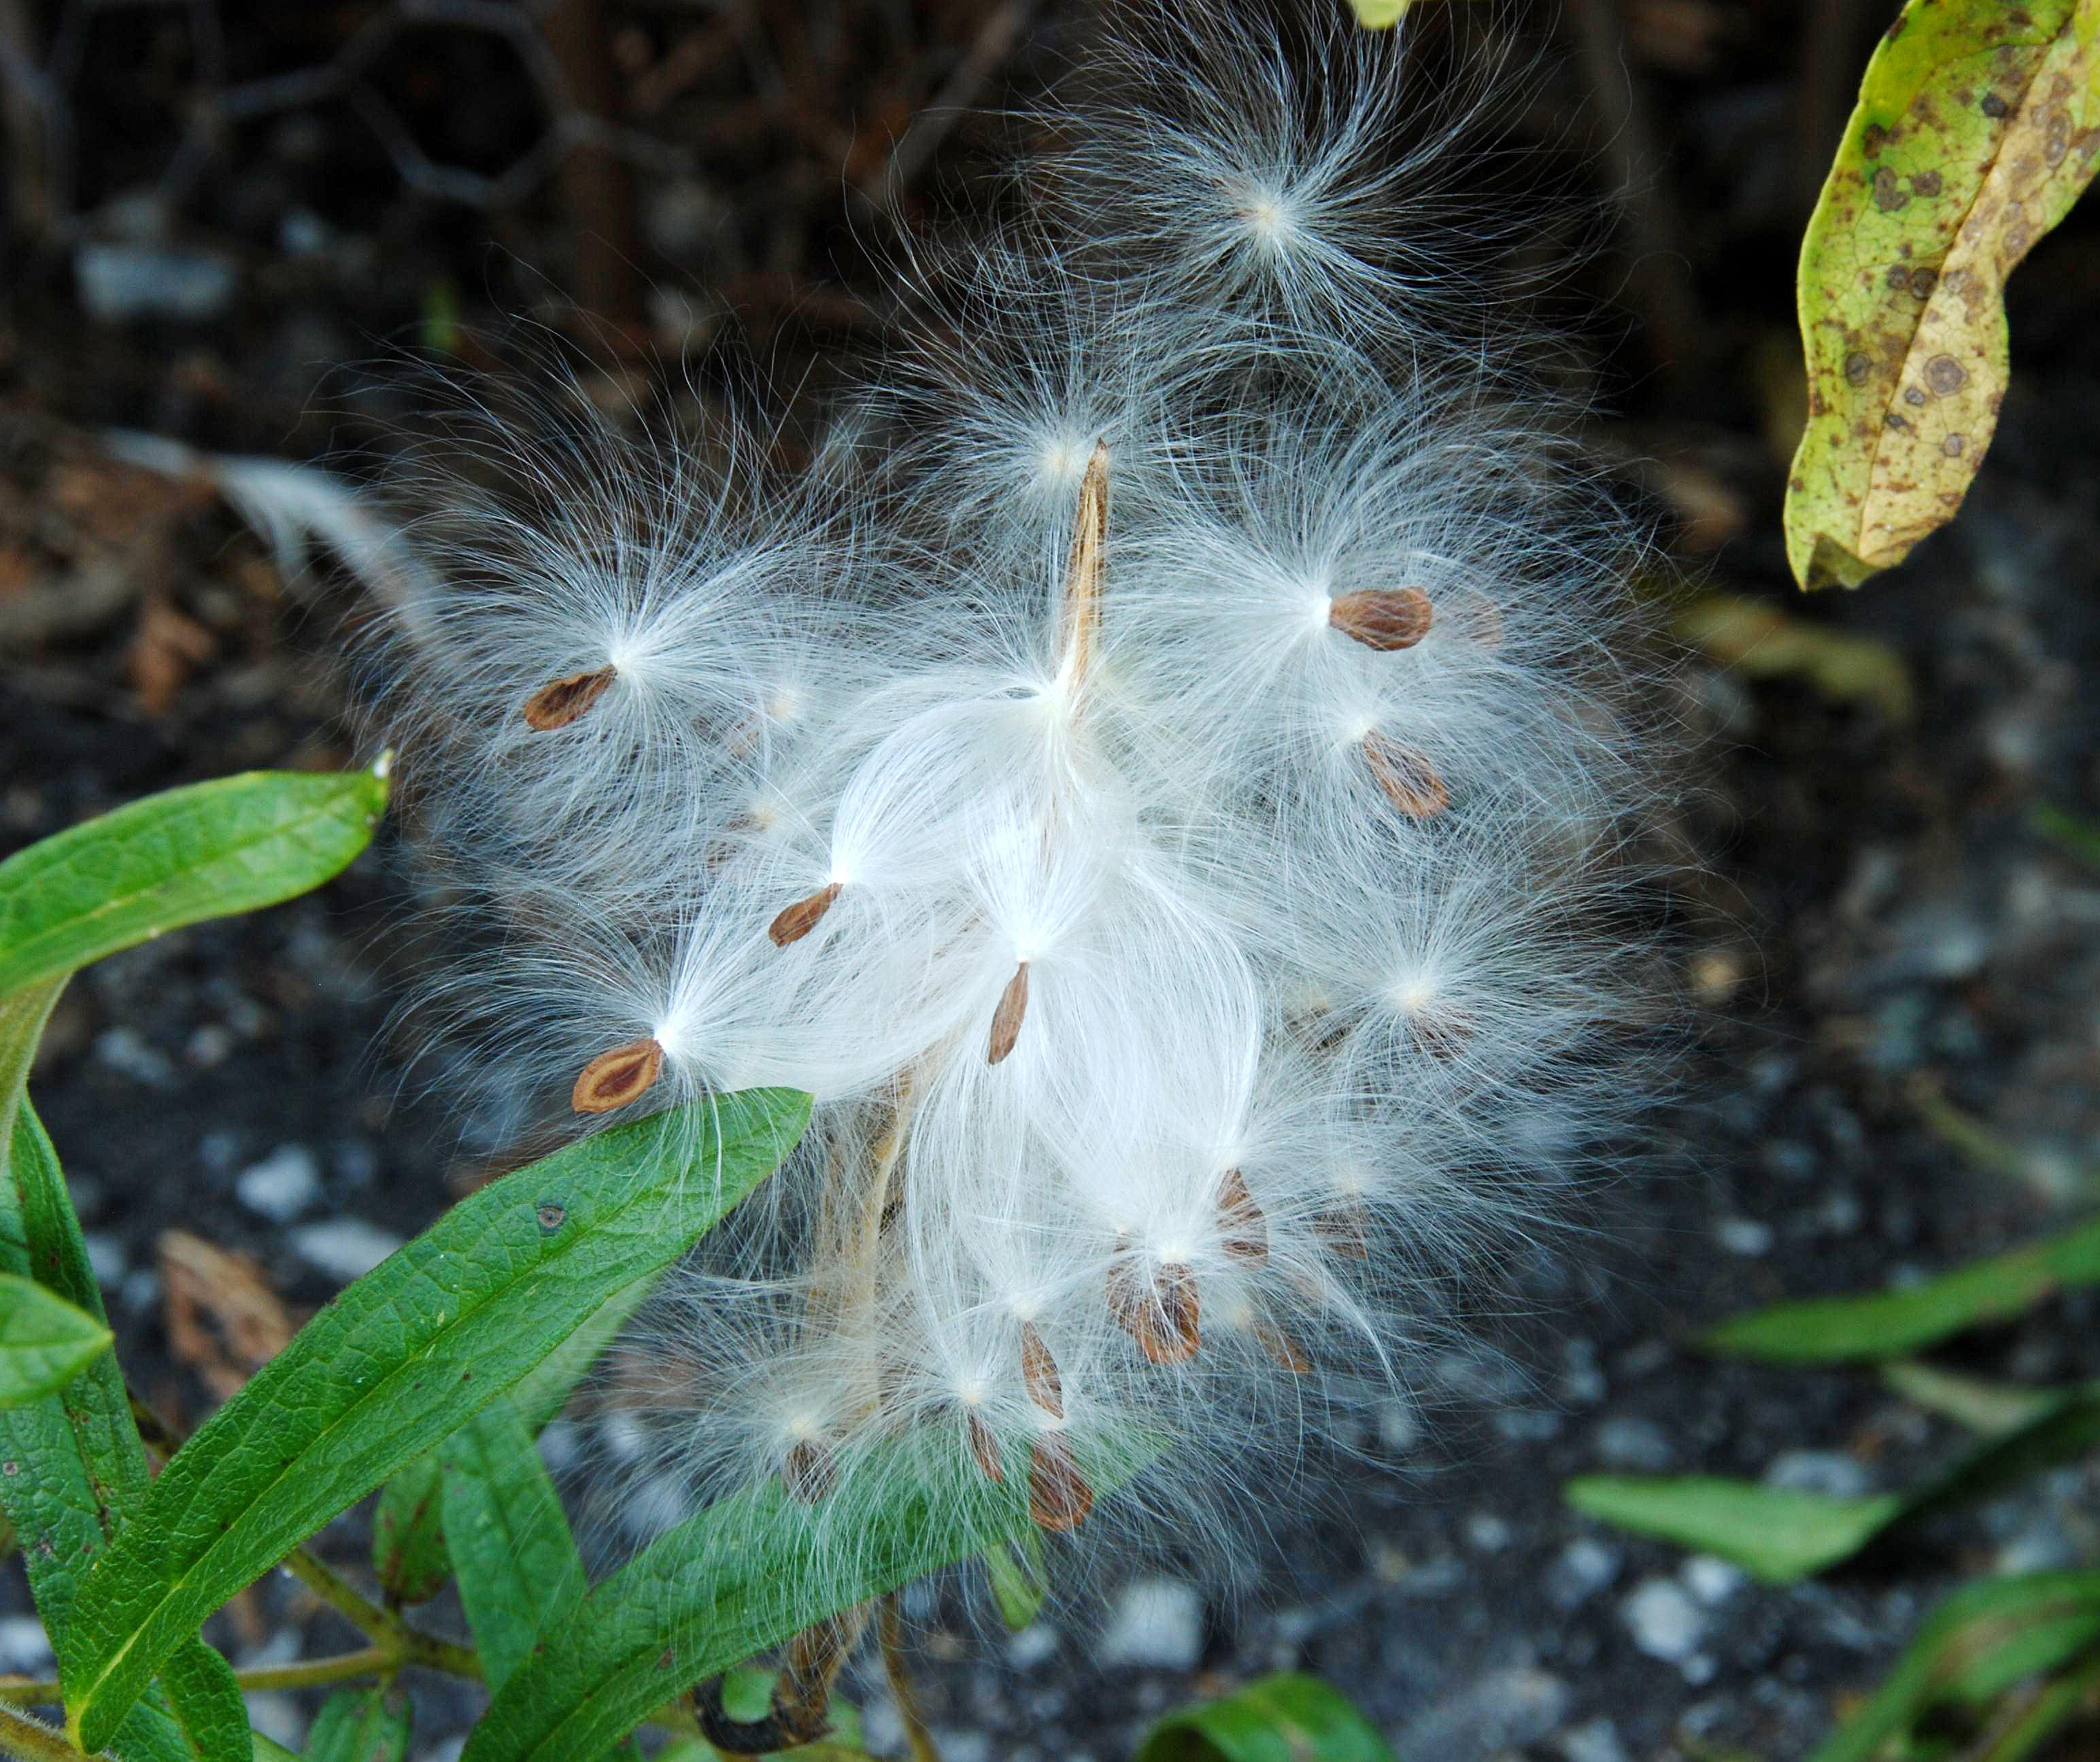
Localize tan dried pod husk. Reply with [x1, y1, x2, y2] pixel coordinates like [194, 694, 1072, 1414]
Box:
[1253, 1321, 1311, 1375]
[1315, 1195, 1372, 1261]
[781, 1437, 836, 1504]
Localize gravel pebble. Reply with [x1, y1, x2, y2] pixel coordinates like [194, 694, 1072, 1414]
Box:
[237, 1145, 324, 1222]
[1622, 1578, 1706, 1661]
[1546, 1538, 1621, 1610]
[1593, 1417, 1674, 1471]
[1096, 1578, 1204, 1670]
[1763, 1450, 1872, 1500]
[290, 1217, 404, 1281]
[1559, 1718, 1631, 1762]
[0, 1615, 52, 1673]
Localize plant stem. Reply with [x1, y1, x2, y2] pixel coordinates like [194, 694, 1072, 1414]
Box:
[0, 1647, 415, 1711]
[0, 1705, 91, 1762]
[877, 1597, 943, 1762]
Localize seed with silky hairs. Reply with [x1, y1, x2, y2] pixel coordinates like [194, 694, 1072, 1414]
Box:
[966, 1410, 1004, 1484]
[986, 961, 1030, 1064]
[1330, 587, 1433, 651]
[1217, 1168, 1268, 1266]
[769, 881, 843, 947]
[1019, 1321, 1063, 1417]
[522, 664, 616, 730]
[1253, 1321, 1310, 1375]
[781, 1437, 836, 1504]
[1408, 1004, 1474, 1060]
[571, 1036, 663, 1114]
[1108, 1258, 1201, 1364]
[1315, 1196, 1371, 1261]
[1362, 732, 1448, 819]
[1027, 1431, 1094, 1532]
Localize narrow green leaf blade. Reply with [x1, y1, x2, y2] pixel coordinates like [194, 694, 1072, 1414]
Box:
[304, 1686, 412, 1762]
[1565, 1476, 1904, 1584]
[1808, 1573, 2100, 1762]
[0, 1106, 152, 1635]
[1901, 1389, 2100, 1529]
[0, 1108, 243, 1762]
[0, 765, 390, 997]
[158, 1639, 250, 1762]
[1701, 1215, 2100, 1363]
[62, 1089, 811, 1752]
[984, 1533, 1047, 1633]
[460, 1433, 1156, 1762]
[509, 1270, 660, 1436]
[0, 1275, 114, 1409]
[371, 1457, 450, 1608]
[1135, 1673, 1396, 1762]
[439, 1398, 586, 1694]
[1880, 1361, 2067, 1436]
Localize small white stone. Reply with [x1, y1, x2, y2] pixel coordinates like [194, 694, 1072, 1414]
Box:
[1621, 1578, 1706, 1661]
[1096, 1577, 1204, 1670]
[1716, 1216, 1774, 1256]
[1466, 1512, 1513, 1552]
[82, 1232, 125, 1286]
[94, 1027, 175, 1088]
[1682, 1555, 1745, 1605]
[1763, 1449, 1872, 1501]
[1006, 1623, 1060, 1669]
[0, 1615, 52, 1673]
[290, 1218, 403, 1281]
[1558, 1718, 1630, 1762]
[237, 1145, 323, 1222]
[1545, 1537, 1621, 1610]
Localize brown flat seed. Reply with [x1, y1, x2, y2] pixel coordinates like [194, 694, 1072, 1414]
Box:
[768, 880, 843, 947]
[1330, 587, 1434, 651]
[782, 1438, 836, 1504]
[1019, 1321, 1064, 1417]
[571, 1037, 664, 1114]
[1253, 1321, 1311, 1375]
[1028, 1431, 1094, 1532]
[1315, 1197, 1371, 1261]
[1218, 1168, 1268, 1266]
[522, 664, 616, 730]
[1108, 1259, 1201, 1365]
[1362, 732, 1448, 819]
[987, 961, 1030, 1064]
[966, 1411, 1005, 1484]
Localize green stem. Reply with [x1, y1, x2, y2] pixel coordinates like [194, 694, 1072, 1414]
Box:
[0, 1704, 91, 1762]
[131, 1395, 481, 1682]
[0, 1648, 417, 1710]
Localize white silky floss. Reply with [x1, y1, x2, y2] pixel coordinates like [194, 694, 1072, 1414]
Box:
[334, 5, 1672, 1599]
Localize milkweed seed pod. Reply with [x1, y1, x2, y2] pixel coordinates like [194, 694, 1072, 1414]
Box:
[362, 0, 1672, 1609]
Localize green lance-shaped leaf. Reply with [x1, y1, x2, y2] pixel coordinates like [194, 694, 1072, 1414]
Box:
[1570, 1386, 2100, 1584]
[0, 1108, 248, 1762]
[1134, 1673, 1397, 1762]
[0, 1276, 112, 1409]
[0, 764, 391, 1001]
[1701, 1213, 2100, 1363]
[1807, 1572, 2100, 1762]
[1784, 0, 2100, 590]
[155, 1640, 250, 1762]
[460, 1431, 1159, 1762]
[304, 1687, 412, 1762]
[371, 1455, 451, 1608]
[370, 1261, 662, 1608]
[1565, 1476, 1904, 1585]
[438, 1398, 587, 1695]
[61, 1089, 812, 1754]
[984, 1531, 1048, 1633]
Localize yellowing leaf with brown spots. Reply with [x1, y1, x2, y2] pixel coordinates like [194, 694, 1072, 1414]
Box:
[1784, 0, 2100, 590]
